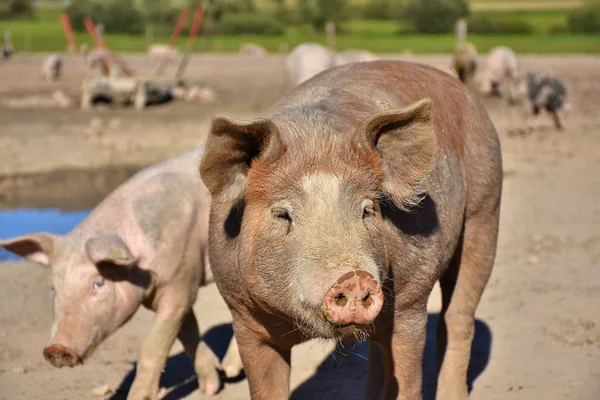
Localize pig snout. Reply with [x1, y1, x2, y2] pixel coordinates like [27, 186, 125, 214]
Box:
[321, 271, 383, 326]
[43, 344, 82, 368]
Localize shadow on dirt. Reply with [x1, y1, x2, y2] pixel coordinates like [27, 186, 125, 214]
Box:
[109, 323, 243, 400]
[110, 314, 491, 399]
[292, 314, 492, 400]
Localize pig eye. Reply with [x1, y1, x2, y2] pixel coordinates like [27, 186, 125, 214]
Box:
[50, 284, 56, 297]
[362, 199, 376, 219]
[92, 278, 105, 291]
[272, 207, 292, 223]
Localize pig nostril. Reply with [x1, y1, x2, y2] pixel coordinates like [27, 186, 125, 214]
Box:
[334, 293, 347, 307]
[362, 291, 373, 307]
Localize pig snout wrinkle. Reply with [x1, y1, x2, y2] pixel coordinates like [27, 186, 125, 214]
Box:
[43, 344, 82, 368]
[321, 271, 383, 326]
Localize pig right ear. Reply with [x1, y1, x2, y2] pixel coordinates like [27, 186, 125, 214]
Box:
[85, 234, 137, 267]
[0, 233, 61, 266]
[200, 116, 283, 202]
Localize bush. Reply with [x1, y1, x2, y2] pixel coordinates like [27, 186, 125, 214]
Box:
[400, 0, 470, 34]
[359, 0, 398, 20]
[144, 0, 181, 27]
[469, 14, 534, 34]
[103, 0, 145, 35]
[66, 1, 106, 32]
[66, 0, 144, 35]
[8, 0, 34, 19]
[549, 24, 569, 35]
[298, 0, 351, 31]
[214, 13, 284, 35]
[567, 6, 600, 33]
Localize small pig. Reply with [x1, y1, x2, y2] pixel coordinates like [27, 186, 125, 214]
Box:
[0, 149, 241, 399]
[476, 46, 519, 97]
[452, 19, 479, 83]
[200, 60, 502, 399]
[41, 53, 63, 82]
[286, 43, 335, 87]
[507, 71, 571, 130]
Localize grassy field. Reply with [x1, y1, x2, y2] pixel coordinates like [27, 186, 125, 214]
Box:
[1, 5, 598, 54]
[474, 10, 569, 33]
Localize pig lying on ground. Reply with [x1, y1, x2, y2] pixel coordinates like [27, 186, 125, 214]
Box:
[334, 49, 379, 66]
[1, 148, 242, 399]
[239, 43, 268, 57]
[200, 60, 502, 399]
[507, 71, 571, 131]
[476, 46, 519, 97]
[286, 43, 335, 87]
[148, 44, 180, 59]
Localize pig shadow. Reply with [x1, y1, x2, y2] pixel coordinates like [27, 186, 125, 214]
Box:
[110, 323, 241, 400]
[291, 314, 492, 400]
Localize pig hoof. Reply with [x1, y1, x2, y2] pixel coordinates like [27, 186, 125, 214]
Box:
[222, 363, 243, 379]
[199, 373, 221, 396]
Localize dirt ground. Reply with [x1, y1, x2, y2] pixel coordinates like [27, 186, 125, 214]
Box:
[0, 54, 599, 400]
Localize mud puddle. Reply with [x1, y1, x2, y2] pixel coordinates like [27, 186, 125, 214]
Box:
[0, 164, 144, 211]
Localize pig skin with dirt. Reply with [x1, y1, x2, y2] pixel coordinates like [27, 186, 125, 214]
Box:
[200, 60, 503, 400]
[0, 148, 242, 400]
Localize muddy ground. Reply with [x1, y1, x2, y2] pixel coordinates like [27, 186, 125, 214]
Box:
[0, 54, 599, 400]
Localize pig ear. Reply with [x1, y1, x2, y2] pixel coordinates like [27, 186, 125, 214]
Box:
[200, 116, 283, 202]
[0, 233, 61, 266]
[84, 234, 137, 266]
[358, 98, 436, 211]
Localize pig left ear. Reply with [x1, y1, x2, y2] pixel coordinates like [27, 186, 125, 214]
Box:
[84, 234, 137, 266]
[357, 98, 436, 211]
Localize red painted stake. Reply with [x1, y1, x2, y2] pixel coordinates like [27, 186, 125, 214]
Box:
[60, 13, 77, 54]
[169, 9, 190, 48]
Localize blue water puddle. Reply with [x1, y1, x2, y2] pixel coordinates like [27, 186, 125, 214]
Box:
[0, 209, 91, 261]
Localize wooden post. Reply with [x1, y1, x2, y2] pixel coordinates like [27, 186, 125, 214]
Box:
[145, 25, 153, 48]
[96, 23, 104, 43]
[175, 5, 205, 80]
[325, 21, 335, 50]
[24, 31, 31, 52]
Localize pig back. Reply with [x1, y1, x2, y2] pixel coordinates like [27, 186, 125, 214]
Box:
[71, 148, 211, 278]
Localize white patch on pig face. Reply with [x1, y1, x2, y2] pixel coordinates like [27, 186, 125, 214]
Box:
[243, 171, 387, 339]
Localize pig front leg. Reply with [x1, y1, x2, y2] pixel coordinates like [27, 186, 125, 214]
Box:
[234, 319, 291, 400]
[221, 336, 244, 378]
[369, 307, 428, 400]
[127, 308, 186, 400]
[177, 310, 221, 395]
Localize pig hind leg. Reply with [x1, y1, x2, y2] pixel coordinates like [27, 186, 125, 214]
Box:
[436, 210, 499, 400]
[177, 310, 221, 395]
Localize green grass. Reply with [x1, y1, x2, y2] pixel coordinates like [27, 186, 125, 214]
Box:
[474, 9, 569, 32]
[1, 7, 598, 54]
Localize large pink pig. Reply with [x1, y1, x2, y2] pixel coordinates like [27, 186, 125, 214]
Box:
[0, 148, 240, 400]
[200, 60, 503, 399]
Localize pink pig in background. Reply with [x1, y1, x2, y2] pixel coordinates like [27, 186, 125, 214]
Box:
[0, 148, 242, 400]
